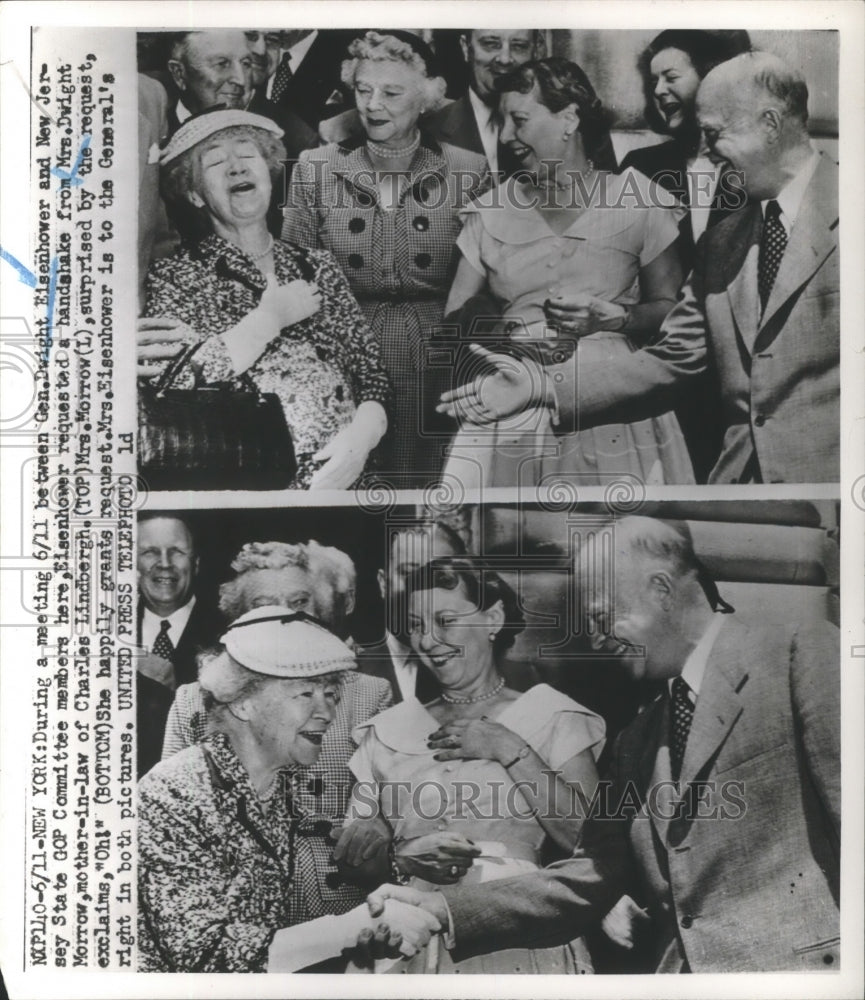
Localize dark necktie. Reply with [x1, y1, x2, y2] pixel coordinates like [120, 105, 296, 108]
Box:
[151, 619, 175, 663]
[271, 52, 293, 103]
[758, 199, 788, 313]
[670, 676, 695, 782]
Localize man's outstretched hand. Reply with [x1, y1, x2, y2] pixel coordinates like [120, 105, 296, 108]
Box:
[437, 343, 548, 424]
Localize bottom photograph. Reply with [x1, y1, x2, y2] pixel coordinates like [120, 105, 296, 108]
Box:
[134, 499, 840, 974]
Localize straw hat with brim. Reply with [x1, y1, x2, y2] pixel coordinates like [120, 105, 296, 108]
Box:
[160, 107, 285, 166]
[221, 605, 356, 679]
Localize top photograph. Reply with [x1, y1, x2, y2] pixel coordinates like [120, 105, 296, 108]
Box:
[135, 27, 839, 494]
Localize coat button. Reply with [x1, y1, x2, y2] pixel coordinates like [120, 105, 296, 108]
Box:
[347, 253, 364, 269]
[415, 253, 431, 269]
[680, 914, 694, 929]
[348, 217, 365, 233]
[413, 215, 429, 232]
[754, 414, 766, 427]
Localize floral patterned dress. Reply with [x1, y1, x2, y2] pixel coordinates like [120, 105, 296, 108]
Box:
[139, 734, 327, 972]
[144, 235, 390, 488]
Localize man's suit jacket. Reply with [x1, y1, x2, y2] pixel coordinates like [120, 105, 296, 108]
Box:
[354, 639, 441, 705]
[136, 597, 224, 776]
[425, 94, 524, 178]
[445, 619, 840, 972]
[620, 139, 744, 268]
[260, 30, 361, 131]
[556, 152, 839, 484]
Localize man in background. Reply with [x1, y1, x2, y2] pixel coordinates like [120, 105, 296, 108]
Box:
[135, 513, 222, 776]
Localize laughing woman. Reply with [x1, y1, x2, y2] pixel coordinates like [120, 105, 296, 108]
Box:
[138, 608, 439, 972]
[441, 58, 694, 489]
[141, 109, 389, 490]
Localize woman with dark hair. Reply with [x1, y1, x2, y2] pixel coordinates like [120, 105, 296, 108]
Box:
[282, 31, 489, 487]
[340, 556, 605, 973]
[442, 57, 694, 489]
[618, 30, 751, 481]
[139, 108, 390, 490]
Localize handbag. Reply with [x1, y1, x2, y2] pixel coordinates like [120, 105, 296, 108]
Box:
[138, 340, 297, 492]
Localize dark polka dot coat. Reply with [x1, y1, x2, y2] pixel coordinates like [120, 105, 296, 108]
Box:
[283, 134, 489, 488]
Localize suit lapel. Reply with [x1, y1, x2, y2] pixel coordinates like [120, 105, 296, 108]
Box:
[722, 204, 762, 355]
[437, 97, 484, 157]
[678, 623, 748, 787]
[758, 155, 838, 337]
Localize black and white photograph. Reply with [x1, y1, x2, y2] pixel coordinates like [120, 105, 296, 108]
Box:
[132, 500, 841, 973]
[135, 25, 841, 492]
[0, 3, 862, 999]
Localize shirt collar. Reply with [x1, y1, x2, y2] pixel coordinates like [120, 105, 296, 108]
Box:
[668, 613, 725, 701]
[143, 594, 196, 636]
[762, 148, 819, 229]
[384, 630, 413, 669]
[175, 98, 192, 125]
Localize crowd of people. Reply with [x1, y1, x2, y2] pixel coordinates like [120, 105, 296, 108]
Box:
[137, 27, 839, 489]
[136, 510, 840, 974]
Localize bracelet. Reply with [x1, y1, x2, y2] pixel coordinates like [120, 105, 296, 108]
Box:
[502, 743, 532, 769]
[614, 305, 631, 332]
[388, 840, 412, 886]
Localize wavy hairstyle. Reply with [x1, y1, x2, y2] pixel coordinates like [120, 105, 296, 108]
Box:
[341, 30, 448, 114]
[494, 57, 618, 172]
[405, 556, 525, 656]
[637, 30, 752, 135]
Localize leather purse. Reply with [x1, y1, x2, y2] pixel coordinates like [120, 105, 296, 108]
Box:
[137, 341, 297, 492]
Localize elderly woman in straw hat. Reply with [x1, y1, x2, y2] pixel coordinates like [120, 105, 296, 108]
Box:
[138, 607, 440, 972]
[139, 108, 390, 489]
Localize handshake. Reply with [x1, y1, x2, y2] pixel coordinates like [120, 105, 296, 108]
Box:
[348, 884, 449, 967]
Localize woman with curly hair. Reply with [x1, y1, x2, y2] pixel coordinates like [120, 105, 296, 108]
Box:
[282, 31, 489, 487]
[338, 556, 606, 973]
[440, 57, 694, 489]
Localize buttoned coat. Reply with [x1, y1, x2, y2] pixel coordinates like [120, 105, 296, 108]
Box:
[283, 134, 488, 483]
[444, 618, 840, 972]
[555, 153, 839, 483]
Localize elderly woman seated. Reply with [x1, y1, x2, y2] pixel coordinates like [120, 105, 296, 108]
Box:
[139, 108, 390, 489]
[138, 607, 439, 972]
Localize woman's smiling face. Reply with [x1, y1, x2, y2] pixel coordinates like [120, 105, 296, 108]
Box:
[354, 59, 427, 148]
[649, 47, 702, 135]
[407, 585, 499, 688]
[500, 86, 574, 171]
[190, 130, 272, 227]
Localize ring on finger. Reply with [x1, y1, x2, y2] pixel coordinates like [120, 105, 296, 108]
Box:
[450, 865, 459, 877]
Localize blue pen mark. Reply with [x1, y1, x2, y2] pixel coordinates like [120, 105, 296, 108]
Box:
[0, 246, 37, 288]
[51, 133, 91, 187]
[44, 256, 59, 362]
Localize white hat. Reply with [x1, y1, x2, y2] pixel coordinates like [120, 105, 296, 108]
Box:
[160, 108, 284, 165]
[221, 605, 356, 678]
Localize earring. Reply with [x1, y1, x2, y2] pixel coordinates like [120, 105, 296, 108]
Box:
[488, 632, 496, 642]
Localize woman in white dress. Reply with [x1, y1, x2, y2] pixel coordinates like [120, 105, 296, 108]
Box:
[342, 557, 606, 973]
[441, 58, 694, 490]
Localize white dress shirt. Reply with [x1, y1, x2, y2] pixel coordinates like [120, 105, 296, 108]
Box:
[141, 596, 196, 654]
[761, 148, 820, 233]
[266, 30, 319, 99]
[686, 154, 721, 242]
[175, 98, 192, 125]
[468, 87, 499, 175]
[667, 612, 726, 705]
[385, 630, 419, 702]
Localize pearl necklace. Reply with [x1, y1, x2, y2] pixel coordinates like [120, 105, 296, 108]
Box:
[367, 131, 421, 160]
[246, 234, 274, 261]
[441, 676, 505, 705]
